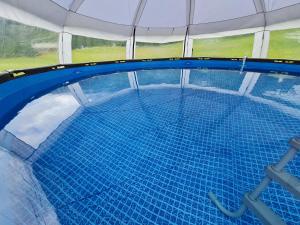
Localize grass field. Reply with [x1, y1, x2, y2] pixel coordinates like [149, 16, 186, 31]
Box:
[1, 29, 300, 73]
[268, 29, 300, 59]
[0, 52, 58, 72]
[72, 46, 126, 63]
[192, 34, 254, 58]
[135, 42, 183, 59]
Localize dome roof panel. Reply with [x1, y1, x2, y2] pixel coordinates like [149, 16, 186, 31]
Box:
[1, 0, 300, 40]
[193, 0, 257, 24]
[77, 0, 139, 25]
[138, 0, 187, 28]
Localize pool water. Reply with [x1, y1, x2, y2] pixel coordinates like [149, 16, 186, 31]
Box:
[1, 69, 300, 224]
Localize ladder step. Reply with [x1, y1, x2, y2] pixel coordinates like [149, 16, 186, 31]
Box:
[266, 166, 300, 199]
[243, 193, 286, 225]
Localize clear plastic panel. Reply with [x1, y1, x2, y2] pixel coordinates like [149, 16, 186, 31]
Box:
[72, 35, 126, 63]
[192, 34, 254, 58]
[268, 28, 300, 60]
[0, 18, 59, 73]
[135, 41, 183, 59]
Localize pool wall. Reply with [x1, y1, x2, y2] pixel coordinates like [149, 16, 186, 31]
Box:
[0, 59, 299, 224]
[0, 147, 59, 225]
[0, 58, 300, 129]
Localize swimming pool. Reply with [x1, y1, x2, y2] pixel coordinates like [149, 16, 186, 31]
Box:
[0, 59, 299, 224]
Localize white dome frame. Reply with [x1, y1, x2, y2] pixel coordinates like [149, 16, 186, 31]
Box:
[0, 0, 300, 64]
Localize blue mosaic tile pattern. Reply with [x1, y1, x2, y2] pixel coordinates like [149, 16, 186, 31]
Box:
[16, 69, 300, 224]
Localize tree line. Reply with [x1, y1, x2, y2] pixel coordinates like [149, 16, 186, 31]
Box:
[0, 18, 173, 58]
[0, 18, 125, 58]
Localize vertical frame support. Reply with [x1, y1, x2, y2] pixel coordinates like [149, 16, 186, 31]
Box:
[126, 28, 136, 60]
[127, 0, 147, 60]
[183, 0, 195, 58]
[252, 30, 270, 58]
[59, 32, 72, 64]
[245, 29, 270, 95]
[239, 0, 267, 96]
[241, 30, 270, 96]
[126, 37, 134, 59]
[252, 0, 269, 58]
[183, 37, 193, 57]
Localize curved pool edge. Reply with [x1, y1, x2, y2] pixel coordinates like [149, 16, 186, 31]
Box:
[0, 63, 299, 225]
[0, 57, 300, 130]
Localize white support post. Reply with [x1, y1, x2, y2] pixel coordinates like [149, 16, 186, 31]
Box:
[243, 30, 270, 95]
[252, 30, 270, 58]
[126, 36, 137, 88]
[183, 0, 195, 58]
[126, 0, 146, 60]
[59, 32, 72, 64]
[126, 36, 135, 60]
[183, 37, 193, 57]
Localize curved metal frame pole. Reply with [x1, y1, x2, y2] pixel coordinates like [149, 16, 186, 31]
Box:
[208, 136, 300, 219]
[208, 192, 247, 218]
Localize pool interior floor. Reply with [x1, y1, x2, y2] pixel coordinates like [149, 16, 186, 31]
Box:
[28, 87, 300, 224]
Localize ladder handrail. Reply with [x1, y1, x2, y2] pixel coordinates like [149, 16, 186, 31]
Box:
[208, 136, 300, 222]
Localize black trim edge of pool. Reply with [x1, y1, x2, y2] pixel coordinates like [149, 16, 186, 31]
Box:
[1, 57, 300, 84]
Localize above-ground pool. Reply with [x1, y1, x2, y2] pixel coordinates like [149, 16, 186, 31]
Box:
[0, 59, 299, 225]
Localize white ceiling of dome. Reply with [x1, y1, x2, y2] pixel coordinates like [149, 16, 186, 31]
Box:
[193, 0, 257, 24]
[264, 0, 300, 11]
[1, 0, 300, 40]
[77, 0, 139, 25]
[51, 0, 73, 9]
[138, 0, 187, 27]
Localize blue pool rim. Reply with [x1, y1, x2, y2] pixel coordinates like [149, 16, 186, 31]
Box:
[0, 57, 300, 130]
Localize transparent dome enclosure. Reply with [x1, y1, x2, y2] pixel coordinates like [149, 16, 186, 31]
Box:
[0, 0, 300, 72]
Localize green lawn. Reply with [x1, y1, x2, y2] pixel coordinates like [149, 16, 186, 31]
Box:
[0, 52, 58, 72]
[192, 34, 254, 58]
[1, 29, 300, 73]
[135, 42, 183, 59]
[72, 46, 126, 63]
[268, 28, 300, 59]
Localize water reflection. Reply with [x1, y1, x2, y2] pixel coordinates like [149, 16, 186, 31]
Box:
[189, 69, 245, 91]
[1, 68, 300, 225]
[79, 72, 132, 105]
[137, 69, 181, 86]
[250, 74, 300, 108]
[1, 69, 300, 160]
[3, 88, 80, 151]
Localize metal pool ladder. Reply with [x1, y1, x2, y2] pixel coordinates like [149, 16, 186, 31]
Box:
[209, 136, 300, 225]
